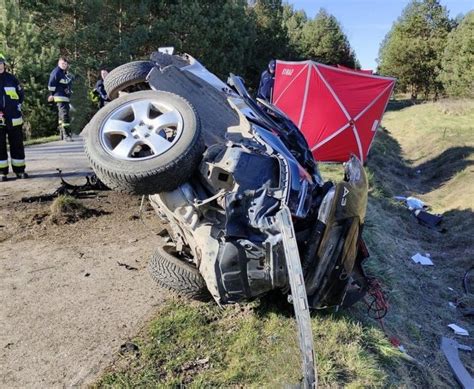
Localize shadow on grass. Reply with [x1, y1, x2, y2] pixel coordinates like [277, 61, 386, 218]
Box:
[386, 99, 419, 112]
[415, 146, 474, 192]
[367, 129, 474, 196]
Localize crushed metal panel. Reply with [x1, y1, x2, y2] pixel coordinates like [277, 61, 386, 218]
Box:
[276, 206, 317, 388]
[440, 336, 474, 389]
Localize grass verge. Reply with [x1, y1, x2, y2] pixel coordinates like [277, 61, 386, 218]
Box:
[97, 299, 405, 388]
[24, 135, 60, 146]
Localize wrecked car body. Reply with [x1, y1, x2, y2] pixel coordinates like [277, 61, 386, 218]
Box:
[83, 51, 370, 310]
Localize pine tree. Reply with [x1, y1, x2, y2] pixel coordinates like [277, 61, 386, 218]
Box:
[245, 0, 290, 86]
[300, 9, 357, 68]
[439, 11, 474, 97]
[282, 4, 308, 59]
[377, 0, 452, 98]
[0, 0, 59, 138]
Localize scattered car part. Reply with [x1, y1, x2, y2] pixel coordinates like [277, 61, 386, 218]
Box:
[411, 253, 434, 266]
[276, 206, 316, 388]
[448, 324, 469, 336]
[413, 209, 445, 232]
[440, 337, 474, 389]
[104, 60, 154, 100]
[83, 90, 205, 194]
[21, 170, 108, 203]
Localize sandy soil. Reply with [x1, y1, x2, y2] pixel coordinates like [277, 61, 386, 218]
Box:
[0, 137, 168, 387]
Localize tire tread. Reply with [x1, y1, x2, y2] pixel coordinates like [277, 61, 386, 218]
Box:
[148, 246, 209, 300]
[104, 61, 154, 100]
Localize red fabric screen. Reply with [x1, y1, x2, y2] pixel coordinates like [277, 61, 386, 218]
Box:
[273, 61, 395, 163]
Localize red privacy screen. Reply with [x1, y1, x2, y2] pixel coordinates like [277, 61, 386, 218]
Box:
[273, 61, 395, 163]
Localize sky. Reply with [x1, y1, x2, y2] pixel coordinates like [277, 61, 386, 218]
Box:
[290, 0, 473, 70]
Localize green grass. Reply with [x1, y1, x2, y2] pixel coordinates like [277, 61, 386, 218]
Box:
[97, 300, 403, 388]
[24, 135, 60, 146]
[382, 98, 474, 211]
[96, 98, 474, 388]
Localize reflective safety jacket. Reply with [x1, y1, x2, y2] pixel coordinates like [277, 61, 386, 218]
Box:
[0, 71, 24, 126]
[48, 66, 73, 103]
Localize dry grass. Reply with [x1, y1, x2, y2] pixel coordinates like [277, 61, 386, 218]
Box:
[49, 195, 103, 224]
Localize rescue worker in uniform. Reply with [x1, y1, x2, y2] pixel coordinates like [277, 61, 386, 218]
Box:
[0, 53, 28, 181]
[92, 69, 110, 108]
[257, 59, 276, 102]
[48, 57, 73, 141]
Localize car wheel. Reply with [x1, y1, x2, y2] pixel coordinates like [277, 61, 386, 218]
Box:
[84, 90, 204, 194]
[104, 61, 154, 100]
[149, 245, 210, 300]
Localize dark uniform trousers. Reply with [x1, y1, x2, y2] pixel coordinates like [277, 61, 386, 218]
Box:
[0, 119, 25, 174]
[57, 101, 71, 137]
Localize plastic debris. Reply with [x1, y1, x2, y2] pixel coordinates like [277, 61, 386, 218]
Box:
[393, 196, 427, 210]
[441, 337, 473, 389]
[448, 324, 469, 336]
[411, 253, 434, 266]
[449, 302, 457, 308]
[406, 196, 426, 210]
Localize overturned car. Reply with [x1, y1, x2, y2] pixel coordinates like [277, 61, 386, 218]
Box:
[83, 51, 370, 310]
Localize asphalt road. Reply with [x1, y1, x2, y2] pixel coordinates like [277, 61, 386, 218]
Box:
[0, 136, 91, 201]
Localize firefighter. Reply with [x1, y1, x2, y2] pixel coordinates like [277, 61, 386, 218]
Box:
[0, 53, 28, 181]
[92, 69, 110, 108]
[257, 59, 276, 102]
[48, 57, 73, 141]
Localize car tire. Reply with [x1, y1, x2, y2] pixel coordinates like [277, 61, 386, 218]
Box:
[84, 90, 204, 195]
[104, 61, 154, 100]
[149, 245, 210, 300]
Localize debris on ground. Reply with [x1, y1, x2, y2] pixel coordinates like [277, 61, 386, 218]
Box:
[394, 195, 446, 231]
[117, 262, 138, 271]
[411, 253, 434, 266]
[413, 209, 446, 232]
[440, 337, 474, 389]
[447, 324, 469, 336]
[394, 195, 427, 210]
[21, 170, 109, 203]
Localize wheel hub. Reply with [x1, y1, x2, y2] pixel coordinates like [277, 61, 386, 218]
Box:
[133, 122, 152, 139]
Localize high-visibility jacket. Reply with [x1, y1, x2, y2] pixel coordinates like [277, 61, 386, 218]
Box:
[0, 71, 24, 126]
[48, 66, 73, 103]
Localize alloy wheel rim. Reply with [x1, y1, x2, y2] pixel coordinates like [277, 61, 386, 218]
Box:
[99, 98, 184, 161]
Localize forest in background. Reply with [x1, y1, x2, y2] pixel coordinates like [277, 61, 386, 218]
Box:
[0, 0, 472, 138]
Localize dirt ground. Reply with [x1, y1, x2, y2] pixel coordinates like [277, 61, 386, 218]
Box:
[0, 138, 168, 387]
